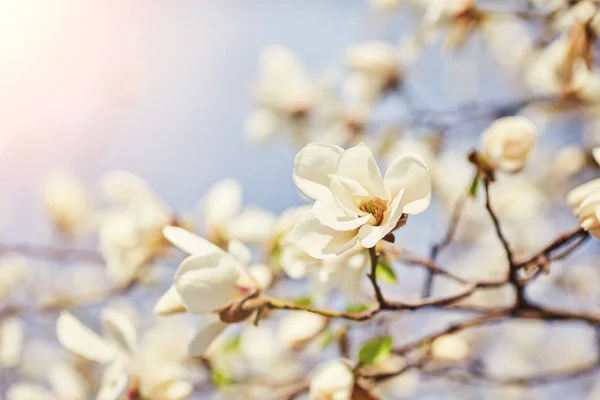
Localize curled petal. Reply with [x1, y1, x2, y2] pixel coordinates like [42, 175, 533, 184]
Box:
[101, 308, 138, 356]
[384, 153, 431, 214]
[154, 285, 187, 316]
[96, 360, 130, 400]
[329, 174, 370, 218]
[188, 315, 227, 357]
[163, 226, 222, 256]
[294, 143, 344, 201]
[292, 210, 359, 259]
[567, 178, 600, 210]
[174, 253, 241, 314]
[336, 143, 390, 201]
[56, 312, 119, 365]
[313, 193, 372, 231]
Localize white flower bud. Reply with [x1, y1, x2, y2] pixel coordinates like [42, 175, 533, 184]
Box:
[431, 334, 470, 361]
[481, 116, 538, 173]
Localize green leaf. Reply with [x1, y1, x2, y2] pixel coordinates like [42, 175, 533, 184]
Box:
[358, 336, 393, 367]
[320, 329, 335, 349]
[345, 303, 371, 313]
[211, 368, 233, 388]
[293, 296, 313, 307]
[375, 260, 398, 284]
[468, 173, 480, 198]
[222, 335, 241, 353]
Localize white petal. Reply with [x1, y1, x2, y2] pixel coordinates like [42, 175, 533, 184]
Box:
[189, 315, 227, 357]
[154, 285, 187, 315]
[329, 174, 370, 218]
[227, 240, 252, 266]
[56, 312, 119, 364]
[226, 207, 276, 243]
[102, 170, 151, 204]
[313, 192, 372, 231]
[96, 360, 130, 400]
[358, 189, 404, 248]
[292, 209, 359, 259]
[336, 143, 390, 201]
[204, 179, 242, 230]
[278, 312, 328, 348]
[593, 148, 600, 166]
[101, 308, 138, 356]
[384, 153, 431, 214]
[248, 263, 274, 289]
[294, 143, 344, 201]
[0, 317, 24, 367]
[160, 380, 194, 400]
[48, 363, 90, 400]
[163, 226, 222, 255]
[567, 178, 600, 209]
[309, 360, 354, 400]
[7, 383, 56, 400]
[174, 253, 241, 314]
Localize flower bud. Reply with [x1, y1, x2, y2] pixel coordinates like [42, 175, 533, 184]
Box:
[480, 116, 538, 173]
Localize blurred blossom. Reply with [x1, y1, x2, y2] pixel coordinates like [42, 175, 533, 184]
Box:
[7, 363, 89, 400]
[277, 311, 328, 350]
[42, 171, 91, 237]
[98, 171, 174, 285]
[57, 309, 192, 400]
[198, 178, 275, 246]
[431, 334, 470, 361]
[309, 359, 354, 400]
[345, 41, 402, 96]
[480, 116, 538, 174]
[292, 142, 431, 258]
[567, 151, 600, 238]
[0, 317, 24, 368]
[155, 226, 264, 356]
[368, 355, 419, 399]
[0, 253, 29, 303]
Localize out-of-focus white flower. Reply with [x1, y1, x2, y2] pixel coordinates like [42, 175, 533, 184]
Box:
[98, 171, 174, 285]
[292, 142, 431, 258]
[345, 41, 401, 92]
[0, 317, 24, 368]
[155, 226, 262, 356]
[198, 178, 275, 245]
[431, 334, 470, 361]
[369, 355, 419, 399]
[480, 116, 538, 173]
[57, 309, 192, 400]
[0, 254, 28, 303]
[246, 45, 314, 142]
[277, 311, 328, 349]
[42, 171, 91, 236]
[7, 363, 89, 400]
[309, 359, 355, 400]
[567, 181, 600, 239]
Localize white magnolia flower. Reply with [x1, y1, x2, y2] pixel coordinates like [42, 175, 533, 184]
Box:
[7, 363, 89, 400]
[292, 142, 431, 258]
[155, 226, 261, 356]
[345, 41, 401, 92]
[566, 147, 600, 238]
[0, 317, 24, 368]
[199, 178, 275, 245]
[57, 309, 192, 400]
[277, 311, 328, 349]
[431, 334, 470, 361]
[309, 359, 355, 400]
[480, 116, 538, 173]
[98, 171, 174, 285]
[42, 171, 91, 236]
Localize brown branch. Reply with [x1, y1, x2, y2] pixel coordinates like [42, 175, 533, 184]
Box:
[367, 247, 386, 306]
[513, 227, 588, 271]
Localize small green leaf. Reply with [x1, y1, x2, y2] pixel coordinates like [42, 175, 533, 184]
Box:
[320, 329, 335, 349]
[211, 368, 233, 388]
[293, 296, 313, 307]
[376, 260, 398, 284]
[222, 335, 241, 353]
[468, 173, 480, 198]
[345, 303, 371, 313]
[358, 336, 393, 367]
